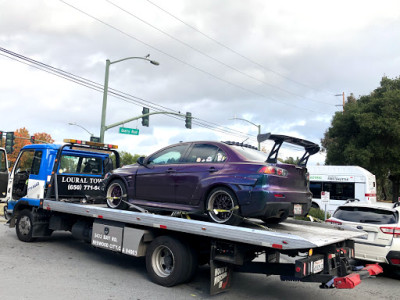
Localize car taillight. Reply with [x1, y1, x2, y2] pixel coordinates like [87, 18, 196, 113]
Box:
[325, 219, 342, 225]
[390, 258, 400, 265]
[380, 227, 400, 238]
[258, 166, 288, 176]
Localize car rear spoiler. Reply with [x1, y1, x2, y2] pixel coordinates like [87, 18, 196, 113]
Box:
[257, 133, 320, 167]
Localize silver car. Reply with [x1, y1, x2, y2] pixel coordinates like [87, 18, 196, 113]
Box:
[326, 201, 400, 273]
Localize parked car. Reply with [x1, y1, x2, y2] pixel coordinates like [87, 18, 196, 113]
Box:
[326, 200, 400, 272]
[102, 134, 320, 225]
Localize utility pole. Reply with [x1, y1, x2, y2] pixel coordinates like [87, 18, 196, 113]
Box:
[335, 92, 345, 112]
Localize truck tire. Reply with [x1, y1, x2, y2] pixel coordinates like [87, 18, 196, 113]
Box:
[16, 209, 36, 242]
[146, 236, 196, 287]
[106, 179, 129, 210]
[206, 187, 242, 226]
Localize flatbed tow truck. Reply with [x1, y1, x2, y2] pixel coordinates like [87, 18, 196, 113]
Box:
[2, 140, 382, 295]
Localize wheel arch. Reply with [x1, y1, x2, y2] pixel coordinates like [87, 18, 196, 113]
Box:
[202, 183, 240, 210]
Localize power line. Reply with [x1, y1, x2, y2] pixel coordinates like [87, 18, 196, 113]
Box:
[145, 0, 335, 97]
[0, 47, 256, 141]
[107, 0, 334, 107]
[59, 0, 327, 114]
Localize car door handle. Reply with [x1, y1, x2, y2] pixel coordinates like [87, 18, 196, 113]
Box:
[208, 167, 217, 172]
[166, 168, 176, 173]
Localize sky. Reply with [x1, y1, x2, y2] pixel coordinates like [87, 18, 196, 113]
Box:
[1, 0, 400, 165]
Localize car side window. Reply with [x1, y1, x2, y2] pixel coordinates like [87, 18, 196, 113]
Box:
[148, 145, 188, 165]
[186, 144, 226, 163]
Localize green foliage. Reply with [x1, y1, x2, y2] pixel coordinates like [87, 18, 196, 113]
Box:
[321, 76, 400, 202]
[279, 157, 300, 164]
[120, 151, 143, 166]
[296, 207, 331, 222]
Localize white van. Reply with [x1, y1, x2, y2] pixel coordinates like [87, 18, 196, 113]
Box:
[307, 165, 377, 215]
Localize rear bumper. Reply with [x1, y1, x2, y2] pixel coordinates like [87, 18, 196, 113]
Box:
[354, 242, 391, 264]
[386, 250, 400, 266]
[239, 189, 312, 218]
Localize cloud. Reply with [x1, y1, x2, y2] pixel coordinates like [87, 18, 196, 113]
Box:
[1, 0, 400, 167]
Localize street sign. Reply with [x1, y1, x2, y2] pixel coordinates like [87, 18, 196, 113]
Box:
[321, 191, 330, 203]
[119, 127, 139, 135]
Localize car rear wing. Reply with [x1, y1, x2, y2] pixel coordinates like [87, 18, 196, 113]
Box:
[257, 133, 320, 167]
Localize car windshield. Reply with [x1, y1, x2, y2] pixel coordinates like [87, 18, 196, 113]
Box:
[230, 146, 269, 162]
[333, 206, 398, 224]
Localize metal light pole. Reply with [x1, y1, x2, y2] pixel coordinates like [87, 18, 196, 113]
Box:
[230, 117, 261, 150]
[100, 56, 159, 143]
[68, 122, 94, 138]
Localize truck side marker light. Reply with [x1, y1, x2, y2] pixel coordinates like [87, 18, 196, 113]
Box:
[136, 217, 141, 221]
[272, 244, 283, 249]
[159, 225, 167, 229]
[98, 215, 103, 219]
[202, 227, 207, 231]
[282, 241, 288, 244]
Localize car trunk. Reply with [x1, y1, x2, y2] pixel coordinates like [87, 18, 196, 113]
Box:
[332, 206, 397, 247]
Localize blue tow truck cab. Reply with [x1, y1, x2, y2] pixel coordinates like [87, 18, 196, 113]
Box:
[3, 139, 120, 220]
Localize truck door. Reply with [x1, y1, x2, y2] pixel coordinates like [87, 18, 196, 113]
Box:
[11, 149, 44, 200]
[0, 148, 8, 200]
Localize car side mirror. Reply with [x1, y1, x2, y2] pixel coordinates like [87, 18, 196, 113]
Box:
[137, 156, 146, 166]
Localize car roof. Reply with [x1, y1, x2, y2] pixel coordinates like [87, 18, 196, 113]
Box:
[338, 201, 400, 212]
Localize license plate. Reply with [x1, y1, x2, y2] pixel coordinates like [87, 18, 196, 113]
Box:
[312, 259, 324, 274]
[294, 204, 302, 215]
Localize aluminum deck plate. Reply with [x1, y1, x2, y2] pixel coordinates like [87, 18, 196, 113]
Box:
[43, 200, 365, 250]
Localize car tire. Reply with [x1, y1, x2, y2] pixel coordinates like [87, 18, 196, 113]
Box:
[106, 179, 129, 210]
[206, 187, 242, 226]
[16, 209, 36, 242]
[146, 236, 197, 286]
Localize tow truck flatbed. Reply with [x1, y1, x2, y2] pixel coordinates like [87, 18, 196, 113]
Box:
[42, 199, 365, 250]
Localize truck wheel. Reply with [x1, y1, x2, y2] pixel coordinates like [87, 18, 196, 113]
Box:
[16, 209, 36, 242]
[146, 236, 196, 287]
[106, 179, 129, 210]
[206, 187, 242, 225]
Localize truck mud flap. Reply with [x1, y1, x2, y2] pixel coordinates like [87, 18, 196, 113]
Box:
[210, 260, 232, 295]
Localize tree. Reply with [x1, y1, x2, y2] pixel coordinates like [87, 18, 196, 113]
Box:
[278, 157, 300, 165]
[321, 76, 400, 202]
[120, 151, 143, 166]
[33, 132, 54, 144]
[6, 127, 54, 168]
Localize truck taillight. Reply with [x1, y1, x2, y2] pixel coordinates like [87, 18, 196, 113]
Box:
[325, 219, 342, 225]
[258, 166, 288, 176]
[380, 227, 400, 238]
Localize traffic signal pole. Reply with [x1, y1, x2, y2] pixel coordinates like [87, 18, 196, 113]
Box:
[104, 111, 191, 133]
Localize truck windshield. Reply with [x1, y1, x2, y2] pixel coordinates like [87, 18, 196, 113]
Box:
[59, 155, 103, 175]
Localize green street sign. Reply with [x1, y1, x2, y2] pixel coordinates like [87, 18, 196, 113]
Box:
[119, 127, 139, 135]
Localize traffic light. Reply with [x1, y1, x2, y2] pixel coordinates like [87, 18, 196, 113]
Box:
[185, 112, 192, 129]
[5, 132, 15, 154]
[142, 107, 149, 127]
[30, 136, 36, 144]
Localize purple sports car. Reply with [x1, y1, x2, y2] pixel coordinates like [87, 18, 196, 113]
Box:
[103, 134, 319, 225]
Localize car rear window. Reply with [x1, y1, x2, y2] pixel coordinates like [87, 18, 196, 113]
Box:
[333, 206, 398, 224]
[230, 146, 269, 162]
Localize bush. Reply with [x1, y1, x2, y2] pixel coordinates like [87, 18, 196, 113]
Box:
[295, 207, 331, 222]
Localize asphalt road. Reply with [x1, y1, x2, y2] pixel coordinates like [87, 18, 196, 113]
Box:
[0, 221, 399, 300]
